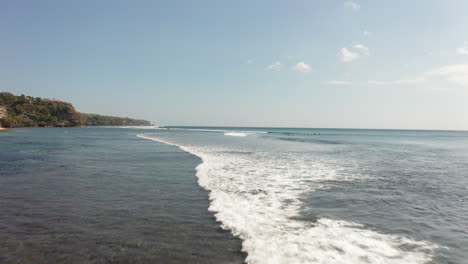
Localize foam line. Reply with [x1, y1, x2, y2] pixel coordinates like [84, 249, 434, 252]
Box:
[137, 133, 438, 264]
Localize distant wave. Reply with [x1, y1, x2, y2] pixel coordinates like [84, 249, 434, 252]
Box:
[119, 126, 161, 129]
[158, 127, 267, 137]
[224, 132, 248, 137]
[92, 125, 162, 129]
[224, 131, 267, 137]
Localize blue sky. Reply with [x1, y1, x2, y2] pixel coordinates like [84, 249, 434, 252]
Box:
[1, 0, 468, 129]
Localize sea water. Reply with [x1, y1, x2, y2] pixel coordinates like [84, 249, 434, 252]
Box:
[0, 127, 244, 263]
[140, 127, 468, 264]
[1, 127, 467, 263]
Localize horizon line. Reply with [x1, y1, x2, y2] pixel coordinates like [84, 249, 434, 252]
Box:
[160, 125, 468, 132]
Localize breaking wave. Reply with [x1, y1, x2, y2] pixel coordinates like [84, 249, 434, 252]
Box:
[137, 133, 438, 264]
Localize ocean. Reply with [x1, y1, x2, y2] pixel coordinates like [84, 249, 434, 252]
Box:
[1, 127, 467, 263]
[0, 127, 244, 263]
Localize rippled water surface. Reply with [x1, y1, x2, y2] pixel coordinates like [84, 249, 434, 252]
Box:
[143, 127, 468, 264]
[1, 127, 467, 264]
[0, 128, 244, 264]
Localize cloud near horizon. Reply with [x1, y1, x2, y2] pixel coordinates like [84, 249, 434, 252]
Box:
[368, 63, 468, 87]
[457, 42, 468, 55]
[367, 78, 425, 85]
[425, 64, 468, 86]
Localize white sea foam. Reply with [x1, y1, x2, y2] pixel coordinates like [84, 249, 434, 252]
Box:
[119, 125, 161, 129]
[161, 128, 227, 133]
[224, 131, 268, 137]
[224, 132, 248, 137]
[137, 133, 438, 264]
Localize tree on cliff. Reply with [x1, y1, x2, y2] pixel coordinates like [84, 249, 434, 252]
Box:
[0, 92, 151, 128]
[0, 92, 81, 128]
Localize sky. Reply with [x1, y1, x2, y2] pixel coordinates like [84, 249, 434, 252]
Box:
[1, 0, 468, 130]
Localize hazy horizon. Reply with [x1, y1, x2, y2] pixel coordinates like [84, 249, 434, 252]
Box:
[1, 0, 468, 130]
[161, 125, 468, 132]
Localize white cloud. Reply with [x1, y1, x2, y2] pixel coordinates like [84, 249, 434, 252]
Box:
[368, 64, 468, 87]
[339, 44, 369, 62]
[363, 30, 371, 37]
[393, 77, 426, 84]
[457, 47, 468, 55]
[344, 1, 360, 11]
[324, 81, 352, 85]
[247, 59, 254, 64]
[340, 47, 360, 62]
[353, 44, 370, 55]
[368, 78, 426, 85]
[456, 42, 468, 55]
[425, 64, 468, 86]
[293, 62, 311, 73]
[432, 87, 448, 92]
[266, 61, 281, 71]
[367, 80, 387, 85]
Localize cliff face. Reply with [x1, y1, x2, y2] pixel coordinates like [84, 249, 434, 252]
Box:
[0, 105, 6, 119]
[0, 92, 151, 128]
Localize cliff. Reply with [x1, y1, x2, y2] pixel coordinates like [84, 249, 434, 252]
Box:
[0, 92, 81, 128]
[80, 113, 151, 126]
[0, 92, 151, 128]
[0, 105, 6, 119]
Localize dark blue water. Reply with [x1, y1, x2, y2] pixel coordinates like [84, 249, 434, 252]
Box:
[0, 128, 245, 263]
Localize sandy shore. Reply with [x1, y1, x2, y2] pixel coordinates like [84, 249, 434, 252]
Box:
[0, 127, 8, 131]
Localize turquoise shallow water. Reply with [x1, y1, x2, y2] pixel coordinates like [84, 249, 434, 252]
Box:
[1, 126, 468, 264]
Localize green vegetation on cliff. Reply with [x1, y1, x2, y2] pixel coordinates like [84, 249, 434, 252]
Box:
[0, 92, 81, 128]
[81, 113, 150, 126]
[0, 92, 151, 128]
